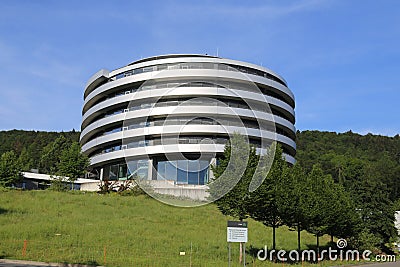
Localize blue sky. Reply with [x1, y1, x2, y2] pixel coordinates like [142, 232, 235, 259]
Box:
[0, 0, 399, 136]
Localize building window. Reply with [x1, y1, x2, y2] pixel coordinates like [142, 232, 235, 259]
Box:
[127, 160, 148, 180]
[156, 159, 209, 185]
[109, 164, 118, 180]
[118, 164, 127, 179]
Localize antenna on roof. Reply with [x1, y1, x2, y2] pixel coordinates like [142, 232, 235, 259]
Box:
[216, 47, 219, 57]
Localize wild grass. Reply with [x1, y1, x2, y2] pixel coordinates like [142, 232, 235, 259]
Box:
[0, 190, 346, 266]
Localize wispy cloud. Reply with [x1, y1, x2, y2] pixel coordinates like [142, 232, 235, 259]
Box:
[185, 0, 332, 19]
[28, 60, 83, 87]
[0, 40, 84, 88]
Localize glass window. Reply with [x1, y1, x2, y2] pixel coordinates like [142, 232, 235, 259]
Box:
[168, 64, 179, 70]
[156, 64, 167, 71]
[103, 166, 110, 180]
[188, 160, 199, 172]
[189, 138, 198, 144]
[199, 160, 209, 171]
[163, 138, 177, 145]
[143, 67, 154, 73]
[153, 139, 161, 145]
[199, 168, 208, 185]
[199, 160, 209, 185]
[134, 68, 143, 74]
[137, 160, 148, 180]
[128, 142, 137, 149]
[126, 164, 132, 179]
[179, 138, 189, 144]
[118, 164, 127, 179]
[202, 63, 214, 69]
[188, 160, 199, 185]
[177, 160, 187, 184]
[109, 164, 118, 180]
[188, 171, 198, 185]
[188, 62, 202, 69]
[157, 161, 166, 180]
[165, 161, 177, 181]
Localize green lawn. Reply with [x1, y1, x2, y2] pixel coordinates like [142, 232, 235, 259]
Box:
[0, 190, 339, 266]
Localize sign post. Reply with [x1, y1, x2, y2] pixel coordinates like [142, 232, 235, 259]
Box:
[228, 242, 231, 267]
[227, 221, 248, 267]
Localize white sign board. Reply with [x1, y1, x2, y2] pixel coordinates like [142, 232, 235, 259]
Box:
[227, 221, 248, 243]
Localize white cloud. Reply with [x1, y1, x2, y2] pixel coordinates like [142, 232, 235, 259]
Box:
[0, 39, 83, 87]
[187, 0, 332, 19]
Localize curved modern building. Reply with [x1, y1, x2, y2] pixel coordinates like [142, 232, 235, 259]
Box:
[80, 54, 296, 186]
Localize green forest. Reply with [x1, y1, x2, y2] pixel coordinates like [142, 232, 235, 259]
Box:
[207, 132, 400, 257]
[0, 129, 399, 254]
[0, 130, 80, 173]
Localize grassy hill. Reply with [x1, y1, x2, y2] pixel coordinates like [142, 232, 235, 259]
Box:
[0, 190, 333, 267]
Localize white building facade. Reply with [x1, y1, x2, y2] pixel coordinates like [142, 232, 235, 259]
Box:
[80, 54, 296, 186]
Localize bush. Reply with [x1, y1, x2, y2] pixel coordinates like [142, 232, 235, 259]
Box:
[351, 229, 382, 253]
[48, 176, 68, 191]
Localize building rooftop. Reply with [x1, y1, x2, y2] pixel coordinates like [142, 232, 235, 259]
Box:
[128, 54, 219, 66]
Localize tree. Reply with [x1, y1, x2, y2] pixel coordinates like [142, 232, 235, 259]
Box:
[325, 182, 361, 242]
[333, 156, 398, 250]
[40, 135, 71, 174]
[278, 163, 309, 252]
[0, 151, 22, 187]
[303, 165, 331, 255]
[304, 165, 360, 254]
[57, 142, 90, 189]
[248, 144, 286, 251]
[354, 175, 397, 249]
[208, 133, 258, 263]
[208, 133, 256, 220]
[18, 147, 34, 172]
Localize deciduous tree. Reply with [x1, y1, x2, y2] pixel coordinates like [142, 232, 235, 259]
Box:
[0, 151, 22, 187]
[57, 141, 90, 188]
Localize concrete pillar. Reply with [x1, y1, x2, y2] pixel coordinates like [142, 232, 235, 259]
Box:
[100, 168, 104, 181]
[209, 157, 217, 182]
[147, 159, 153, 180]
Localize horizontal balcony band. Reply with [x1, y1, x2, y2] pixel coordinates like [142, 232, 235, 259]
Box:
[81, 114, 296, 149]
[111, 56, 288, 87]
[80, 106, 295, 144]
[83, 69, 294, 112]
[81, 124, 296, 155]
[88, 143, 295, 167]
[82, 87, 295, 129]
[82, 86, 294, 128]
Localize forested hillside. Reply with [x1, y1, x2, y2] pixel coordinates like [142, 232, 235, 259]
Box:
[296, 130, 400, 170]
[0, 130, 80, 155]
[296, 130, 400, 250]
[0, 130, 80, 173]
[296, 130, 400, 201]
[0, 129, 398, 179]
